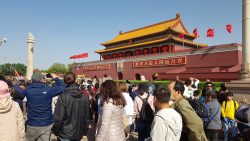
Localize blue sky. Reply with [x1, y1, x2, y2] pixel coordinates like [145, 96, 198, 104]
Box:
[0, 0, 241, 69]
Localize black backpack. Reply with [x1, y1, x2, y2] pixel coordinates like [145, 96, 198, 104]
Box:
[188, 99, 209, 118]
[137, 94, 154, 124]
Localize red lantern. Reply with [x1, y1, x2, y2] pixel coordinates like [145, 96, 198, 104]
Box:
[106, 54, 111, 59]
[118, 52, 123, 57]
[161, 45, 169, 52]
[135, 49, 141, 55]
[112, 53, 117, 58]
[151, 47, 159, 53]
[143, 48, 149, 54]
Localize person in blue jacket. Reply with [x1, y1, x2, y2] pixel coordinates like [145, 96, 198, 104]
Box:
[14, 72, 65, 141]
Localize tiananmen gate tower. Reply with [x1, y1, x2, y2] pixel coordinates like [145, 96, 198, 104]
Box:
[72, 14, 242, 81]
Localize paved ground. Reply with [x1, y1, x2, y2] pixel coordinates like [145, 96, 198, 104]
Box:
[49, 124, 238, 141]
[50, 124, 138, 141]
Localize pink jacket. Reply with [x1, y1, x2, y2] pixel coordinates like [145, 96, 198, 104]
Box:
[134, 93, 155, 118]
[0, 97, 25, 141]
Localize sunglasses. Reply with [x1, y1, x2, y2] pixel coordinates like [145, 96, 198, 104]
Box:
[207, 85, 212, 87]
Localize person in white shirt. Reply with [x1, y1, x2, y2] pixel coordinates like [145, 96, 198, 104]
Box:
[190, 77, 200, 91]
[183, 79, 194, 99]
[146, 86, 182, 141]
[118, 82, 134, 139]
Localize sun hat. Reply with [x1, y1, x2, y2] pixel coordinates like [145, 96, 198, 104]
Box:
[0, 80, 10, 99]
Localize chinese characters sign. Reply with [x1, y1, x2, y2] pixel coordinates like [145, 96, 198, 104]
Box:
[133, 57, 186, 68]
[82, 64, 110, 71]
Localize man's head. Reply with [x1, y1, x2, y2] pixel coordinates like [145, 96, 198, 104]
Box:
[118, 82, 128, 93]
[138, 83, 148, 95]
[64, 72, 76, 85]
[185, 79, 192, 86]
[205, 90, 217, 101]
[31, 73, 44, 83]
[220, 83, 227, 91]
[0, 75, 6, 82]
[153, 86, 171, 109]
[168, 81, 185, 101]
[193, 90, 200, 97]
[206, 82, 213, 90]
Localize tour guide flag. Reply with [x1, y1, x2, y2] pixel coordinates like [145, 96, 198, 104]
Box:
[226, 24, 232, 33]
[207, 28, 214, 37]
[193, 28, 198, 38]
[70, 53, 88, 59]
[14, 69, 20, 78]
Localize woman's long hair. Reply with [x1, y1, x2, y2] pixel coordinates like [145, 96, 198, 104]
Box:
[100, 80, 126, 107]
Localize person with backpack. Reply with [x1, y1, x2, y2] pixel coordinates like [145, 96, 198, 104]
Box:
[134, 83, 155, 141]
[146, 86, 182, 141]
[169, 81, 207, 141]
[188, 92, 210, 121]
[221, 92, 239, 141]
[205, 90, 222, 141]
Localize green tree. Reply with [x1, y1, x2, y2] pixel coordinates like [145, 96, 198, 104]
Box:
[13, 63, 26, 76]
[48, 63, 68, 74]
[67, 63, 74, 72]
[0, 63, 26, 76]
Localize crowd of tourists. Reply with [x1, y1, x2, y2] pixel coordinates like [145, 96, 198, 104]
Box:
[0, 74, 250, 141]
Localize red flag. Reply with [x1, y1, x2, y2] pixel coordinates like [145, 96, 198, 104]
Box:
[14, 69, 20, 78]
[70, 53, 88, 59]
[193, 28, 198, 38]
[207, 28, 214, 37]
[178, 33, 185, 39]
[226, 24, 232, 33]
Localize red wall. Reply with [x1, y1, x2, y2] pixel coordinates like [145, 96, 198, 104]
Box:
[75, 44, 242, 81]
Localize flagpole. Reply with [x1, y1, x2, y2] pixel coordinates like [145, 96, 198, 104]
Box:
[230, 22, 233, 43]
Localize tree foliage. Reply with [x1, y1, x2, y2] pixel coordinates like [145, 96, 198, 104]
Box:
[67, 63, 74, 72]
[0, 63, 26, 76]
[47, 63, 68, 74]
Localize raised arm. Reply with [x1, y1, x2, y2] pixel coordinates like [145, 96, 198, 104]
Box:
[49, 76, 66, 97]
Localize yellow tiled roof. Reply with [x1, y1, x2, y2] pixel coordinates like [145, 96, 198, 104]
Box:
[102, 14, 187, 46]
[95, 36, 207, 53]
[96, 37, 169, 53]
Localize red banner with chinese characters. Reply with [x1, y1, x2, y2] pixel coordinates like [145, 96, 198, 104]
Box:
[133, 57, 186, 68]
[82, 64, 110, 71]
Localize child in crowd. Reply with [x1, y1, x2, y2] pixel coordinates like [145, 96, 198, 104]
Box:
[221, 92, 239, 141]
